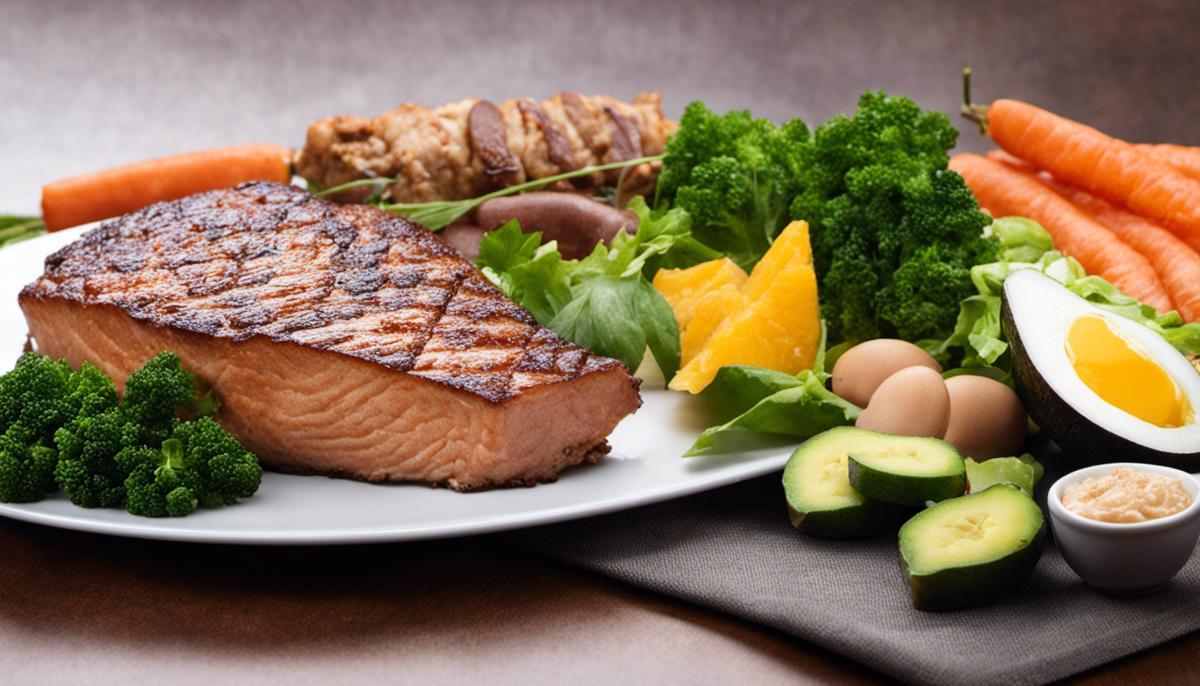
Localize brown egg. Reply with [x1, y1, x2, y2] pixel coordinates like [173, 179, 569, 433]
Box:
[856, 366, 950, 438]
[942, 375, 1028, 459]
[832, 339, 942, 407]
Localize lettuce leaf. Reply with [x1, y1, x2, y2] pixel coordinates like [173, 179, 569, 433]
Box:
[685, 324, 860, 456]
[476, 201, 714, 378]
[993, 216, 1054, 263]
[624, 196, 721, 276]
[965, 454, 1044, 497]
[684, 373, 860, 456]
[926, 217, 1200, 372]
[698, 365, 804, 422]
[478, 221, 573, 323]
[549, 275, 680, 380]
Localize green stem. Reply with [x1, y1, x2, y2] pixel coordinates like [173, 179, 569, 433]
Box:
[351, 155, 662, 230]
[310, 177, 398, 198]
[960, 67, 990, 135]
[0, 215, 46, 248]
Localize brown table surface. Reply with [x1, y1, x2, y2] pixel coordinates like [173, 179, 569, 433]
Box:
[3, 1, 1200, 683]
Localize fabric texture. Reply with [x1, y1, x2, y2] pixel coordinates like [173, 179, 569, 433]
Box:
[514, 471, 1200, 686]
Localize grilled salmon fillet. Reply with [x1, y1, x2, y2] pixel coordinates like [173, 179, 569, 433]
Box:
[19, 182, 641, 491]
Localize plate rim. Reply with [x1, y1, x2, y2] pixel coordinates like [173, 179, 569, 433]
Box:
[0, 455, 785, 545]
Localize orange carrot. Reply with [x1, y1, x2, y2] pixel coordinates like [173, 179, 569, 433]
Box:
[1136, 143, 1200, 183]
[983, 99, 1200, 248]
[951, 153, 1174, 312]
[987, 150, 1200, 322]
[41, 144, 293, 231]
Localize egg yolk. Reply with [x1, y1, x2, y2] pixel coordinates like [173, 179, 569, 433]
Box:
[1066, 315, 1191, 428]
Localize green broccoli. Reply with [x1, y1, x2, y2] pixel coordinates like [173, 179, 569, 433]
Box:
[119, 352, 196, 447]
[54, 408, 126, 508]
[0, 353, 72, 435]
[118, 440, 199, 517]
[174, 417, 261, 507]
[875, 245, 976, 342]
[112, 355, 260, 517]
[0, 353, 75, 502]
[63, 361, 120, 418]
[790, 91, 996, 343]
[0, 350, 261, 516]
[0, 427, 59, 503]
[121, 418, 261, 517]
[657, 102, 808, 270]
[53, 362, 124, 507]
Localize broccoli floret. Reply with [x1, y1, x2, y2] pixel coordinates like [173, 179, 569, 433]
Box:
[53, 362, 124, 507]
[120, 440, 201, 518]
[0, 353, 77, 502]
[54, 408, 126, 508]
[658, 102, 808, 270]
[120, 419, 260, 518]
[0, 351, 259, 515]
[120, 352, 196, 447]
[875, 246, 976, 341]
[64, 362, 120, 418]
[112, 356, 259, 518]
[0, 426, 59, 503]
[0, 353, 73, 437]
[791, 91, 995, 344]
[172, 417, 261, 507]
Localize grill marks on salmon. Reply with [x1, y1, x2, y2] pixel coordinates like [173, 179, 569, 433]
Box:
[19, 182, 641, 490]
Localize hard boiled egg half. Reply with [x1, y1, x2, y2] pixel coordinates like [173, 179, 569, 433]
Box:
[1003, 269, 1200, 468]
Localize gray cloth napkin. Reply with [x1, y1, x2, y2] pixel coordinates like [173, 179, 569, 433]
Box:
[512, 472, 1200, 686]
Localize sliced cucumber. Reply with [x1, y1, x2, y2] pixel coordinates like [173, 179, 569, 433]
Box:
[899, 484, 1045, 611]
[846, 432, 966, 506]
[782, 427, 909, 538]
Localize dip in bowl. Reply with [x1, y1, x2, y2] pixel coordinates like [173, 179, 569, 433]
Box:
[1048, 462, 1200, 595]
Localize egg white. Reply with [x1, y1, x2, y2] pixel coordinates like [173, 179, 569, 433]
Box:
[1004, 269, 1200, 455]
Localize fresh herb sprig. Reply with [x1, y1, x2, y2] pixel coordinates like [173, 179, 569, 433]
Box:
[313, 156, 665, 230]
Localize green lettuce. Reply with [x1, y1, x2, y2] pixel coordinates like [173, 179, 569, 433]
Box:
[965, 454, 1044, 497]
[477, 221, 572, 323]
[925, 217, 1200, 373]
[685, 324, 861, 456]
[476, 199, 714, 378]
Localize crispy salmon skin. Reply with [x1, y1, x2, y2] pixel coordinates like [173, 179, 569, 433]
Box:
[19, 182, 641, 490]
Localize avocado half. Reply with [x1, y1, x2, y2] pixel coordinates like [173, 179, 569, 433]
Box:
[1002, 270, 1200, 470]
[900, 483, 1045, 611]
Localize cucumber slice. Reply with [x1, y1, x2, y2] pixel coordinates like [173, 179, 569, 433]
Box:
[899, 484, 1045, 611]
[846, 433, 966, 506]
[782, 427, 909, 538]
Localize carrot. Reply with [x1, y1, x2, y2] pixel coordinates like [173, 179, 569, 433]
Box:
[980, 99, 1200, 248]
[950, 153, 1174, 312]
[41, 144, 293, 231]
[1135, 144, 1200, 183]
[987, 150, 1200, 322]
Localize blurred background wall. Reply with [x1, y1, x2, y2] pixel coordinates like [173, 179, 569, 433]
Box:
[2, 0, 1197, 212]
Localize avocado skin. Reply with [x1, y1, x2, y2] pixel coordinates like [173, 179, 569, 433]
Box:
[1001, 295, 1200, 470]
[848, 457, 966, 507]
[787, 501, 912, 539]
[903, 520, 1046, 612]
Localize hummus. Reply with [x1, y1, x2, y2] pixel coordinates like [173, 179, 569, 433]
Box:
[1062, 468, 1192, 523]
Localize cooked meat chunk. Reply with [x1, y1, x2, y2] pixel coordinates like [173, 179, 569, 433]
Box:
[297, 91, 675, 204]
[19, 182, 641, 491]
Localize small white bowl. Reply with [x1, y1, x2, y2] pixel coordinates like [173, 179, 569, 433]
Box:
[1048, 462, 1200, 595]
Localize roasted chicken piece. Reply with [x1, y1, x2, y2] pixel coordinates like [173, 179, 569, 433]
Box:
[296, 92, 676, 204]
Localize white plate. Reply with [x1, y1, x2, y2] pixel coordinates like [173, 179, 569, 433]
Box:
[0, 227, 792, 544]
